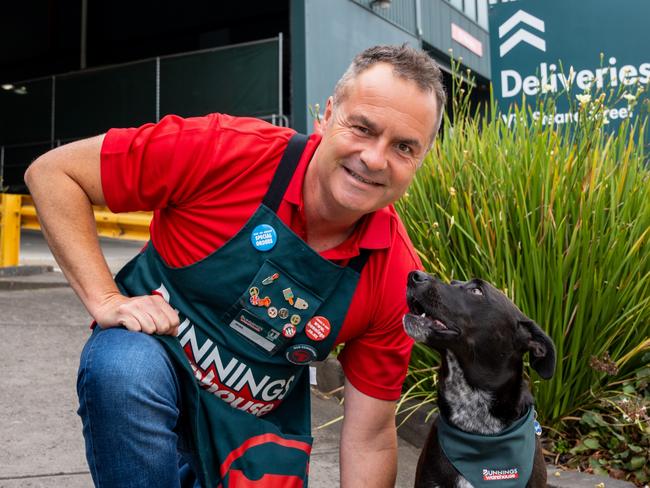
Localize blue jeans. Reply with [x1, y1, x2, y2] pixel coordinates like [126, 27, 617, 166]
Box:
[77, 326, 200, 488]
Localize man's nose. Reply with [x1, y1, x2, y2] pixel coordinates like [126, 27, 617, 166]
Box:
[359, 140, 388, 172]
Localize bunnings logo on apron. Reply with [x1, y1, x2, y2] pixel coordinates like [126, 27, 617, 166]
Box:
[156, 282, 296, 417]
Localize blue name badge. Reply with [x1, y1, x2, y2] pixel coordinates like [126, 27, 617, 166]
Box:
[251, 224, 278, 251]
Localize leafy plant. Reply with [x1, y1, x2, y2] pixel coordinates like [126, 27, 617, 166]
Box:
[549, 358, 649, 485]
[396, 57, 650, 443]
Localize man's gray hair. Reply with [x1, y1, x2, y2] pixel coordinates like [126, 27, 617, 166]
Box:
[333, 44, 447, 137]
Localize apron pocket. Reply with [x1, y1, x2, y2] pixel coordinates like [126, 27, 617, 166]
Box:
[220, 432, 313, 487]
[221, 260, 324, 355]
[198, 389, 313, 488]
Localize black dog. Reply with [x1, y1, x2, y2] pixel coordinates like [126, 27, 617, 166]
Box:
[403, 271, 556, 488]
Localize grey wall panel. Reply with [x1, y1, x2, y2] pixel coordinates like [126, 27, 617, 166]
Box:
[290, 0, 308, 133]
[351, 0, 417, 35]
[421, 0, 491, 79]
[301, 0, 418, 133]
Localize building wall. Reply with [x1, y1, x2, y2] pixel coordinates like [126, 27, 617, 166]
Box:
[294, 0, 417, 133]
[421, 0, 490, 78]
[292, 0, 490, 133]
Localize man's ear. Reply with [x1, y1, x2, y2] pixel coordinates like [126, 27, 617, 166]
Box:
[518, 320, 556, 379]
[321, 96, 334, 129]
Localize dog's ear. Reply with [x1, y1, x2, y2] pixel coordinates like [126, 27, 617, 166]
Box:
[518, 320, 556, 379]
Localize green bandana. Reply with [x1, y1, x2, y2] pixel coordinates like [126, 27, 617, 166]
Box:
[437, 407, 536, 487]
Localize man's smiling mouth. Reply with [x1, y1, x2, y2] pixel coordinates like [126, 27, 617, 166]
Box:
[343, 166, 384, 186]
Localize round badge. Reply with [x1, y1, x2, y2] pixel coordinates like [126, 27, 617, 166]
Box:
[286, 344, 318, 365]
[282, 323, 296, 338]
[250, 224, 277, 251]
[290, 314, 301, 326]
[278, 308, 289, 320]
[249, 287, 259, 297]
[305, 316, 331, 342]
[267, 306, 278, 319]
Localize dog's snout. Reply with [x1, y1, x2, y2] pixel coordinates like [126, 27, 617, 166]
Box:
[409, 270, 432, 286]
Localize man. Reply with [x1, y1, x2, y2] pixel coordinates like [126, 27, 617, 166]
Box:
[25, 44, 446, 487]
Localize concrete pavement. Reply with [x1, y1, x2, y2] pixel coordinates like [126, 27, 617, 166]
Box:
[0, 231, 421, 487]
[1, 231, 631, 487]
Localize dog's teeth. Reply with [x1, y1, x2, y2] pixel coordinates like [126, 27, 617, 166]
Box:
[421, 313, 426, 318]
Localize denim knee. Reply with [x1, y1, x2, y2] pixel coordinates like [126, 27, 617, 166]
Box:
[77, 326, 184, 488]
[77, 326, 180, 409]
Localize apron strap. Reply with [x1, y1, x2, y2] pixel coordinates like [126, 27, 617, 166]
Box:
[347, 249, 371, 274]
[263, 132, 371, 275]
[263, 133, 309, 213]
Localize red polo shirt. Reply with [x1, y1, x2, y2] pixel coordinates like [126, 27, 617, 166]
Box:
[101, 113, 420, 401]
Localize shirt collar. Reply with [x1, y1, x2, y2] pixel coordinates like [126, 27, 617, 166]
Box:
[284, 133, 392, 253]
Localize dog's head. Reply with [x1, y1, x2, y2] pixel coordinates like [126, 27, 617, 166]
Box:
[403, 271, 556, 386]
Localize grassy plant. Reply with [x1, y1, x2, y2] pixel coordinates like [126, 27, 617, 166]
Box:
[396, 62, 650, 439]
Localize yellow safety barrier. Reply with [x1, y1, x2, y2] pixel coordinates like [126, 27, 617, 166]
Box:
[0, 194, 151, 267]
[0, 194, 22, 267]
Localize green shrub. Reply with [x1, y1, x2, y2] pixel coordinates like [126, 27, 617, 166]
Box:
[560, 362, 649, 485]
[396, 67, 650, 431]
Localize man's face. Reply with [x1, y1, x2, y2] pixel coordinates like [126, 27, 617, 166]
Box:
[313, 62, 439, 216]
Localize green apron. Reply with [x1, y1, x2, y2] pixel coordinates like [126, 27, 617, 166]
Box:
[437, 407, 537, 487]
[113, 134, 369, 487]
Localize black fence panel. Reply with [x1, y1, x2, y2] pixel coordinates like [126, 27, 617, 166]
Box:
[0, 79, 52, 146]
[160, 40, 279, 119]
[1, 142, 53, 193]
[55, 60, 157, 140]
[0, 38, 281, 194]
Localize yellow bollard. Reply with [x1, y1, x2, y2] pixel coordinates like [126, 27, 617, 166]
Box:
[0, 194, 22, 267]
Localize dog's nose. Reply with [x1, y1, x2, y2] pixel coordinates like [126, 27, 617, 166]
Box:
[409, 270, 431, 285]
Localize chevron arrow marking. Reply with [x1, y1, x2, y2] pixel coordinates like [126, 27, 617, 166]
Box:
[499, 29, 546, 57]
[499, 9, 545, 38]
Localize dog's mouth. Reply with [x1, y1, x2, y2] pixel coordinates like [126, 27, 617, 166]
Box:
[403, 295, 459, 341]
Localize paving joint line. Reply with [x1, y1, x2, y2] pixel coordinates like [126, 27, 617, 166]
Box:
[0, 471, 90, 481]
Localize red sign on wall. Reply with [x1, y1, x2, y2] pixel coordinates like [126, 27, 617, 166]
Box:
[451, 23, 484, 57]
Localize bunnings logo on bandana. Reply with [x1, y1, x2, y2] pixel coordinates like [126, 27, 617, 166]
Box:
[482, 468, 519, 481]
[154, 284, 296, 418]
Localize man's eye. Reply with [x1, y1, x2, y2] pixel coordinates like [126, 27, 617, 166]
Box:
[396, 143, 412, 154]
[470, 287, 483, 296]
[353, 125, 369, 134]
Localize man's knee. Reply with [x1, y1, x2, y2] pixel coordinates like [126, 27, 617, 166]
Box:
[77, 327, 179, 407]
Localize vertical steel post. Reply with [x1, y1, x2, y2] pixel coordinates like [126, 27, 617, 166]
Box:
[51, 76, 56, 146]
[278, 33, 284, 123]
[80, 0, 88, 69]
[156, 57, 161, 122]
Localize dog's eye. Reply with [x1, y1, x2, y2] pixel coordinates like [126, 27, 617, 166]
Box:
[470, 287, 483, 296]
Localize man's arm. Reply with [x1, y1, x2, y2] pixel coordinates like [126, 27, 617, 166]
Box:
[340, 377, 398, 488]
[24, 136, 179, 334]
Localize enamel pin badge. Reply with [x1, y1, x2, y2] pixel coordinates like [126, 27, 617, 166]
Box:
[251, 224, 277, 251]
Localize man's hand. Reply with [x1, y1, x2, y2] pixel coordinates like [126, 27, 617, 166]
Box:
[94, 293, 180, 335]
[340, 377, 398, 488]
[25, 136, 162, 329]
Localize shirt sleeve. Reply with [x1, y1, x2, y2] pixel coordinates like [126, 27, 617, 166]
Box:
[100, 113, 223, 213]
[337, 220, 423, 401]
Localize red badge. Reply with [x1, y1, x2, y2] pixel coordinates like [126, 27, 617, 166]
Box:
[305, 316, 331, 341]
[286, 344, 318, 365]
[282, 323, 297, 338]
